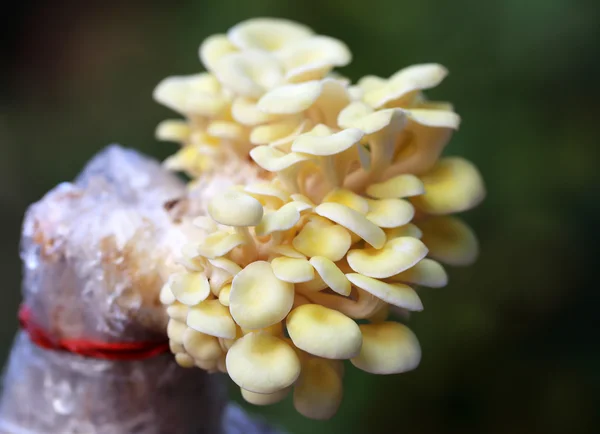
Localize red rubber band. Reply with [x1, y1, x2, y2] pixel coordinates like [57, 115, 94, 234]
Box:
[18, 305, 169, 361]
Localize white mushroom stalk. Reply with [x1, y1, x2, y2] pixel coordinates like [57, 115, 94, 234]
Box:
[155, 17, 486, 420]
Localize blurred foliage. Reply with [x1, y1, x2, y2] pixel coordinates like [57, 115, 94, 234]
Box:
[1, 0, 599, 433]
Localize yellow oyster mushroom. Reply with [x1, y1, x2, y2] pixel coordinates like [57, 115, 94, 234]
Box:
[218, 283, 232, 306]
[362, 63, 448, 109]
[199, 34, 238, 72]
[153, 73, 227, 117]
[241, 387, 291, 406]
[229, 261, 295, 329]
[155, 119, 190, 143]
[271, 257, 315, 283]
[250, 116, 304, 145]
[277, 35, 351, 83]
[315, 202, 385, 249]
[309, 256, 351, 296]
[366, 174, 425, 199]
[249, 146, 311, 193]
[293, 357, 343, 420]
[159, 282, 176, 305]
[227, 18, 313, 52]
[384, 224, 423, 240]
[168, 271, 211, 306]
[286, 304, 362, 359]
[231, 97, 278, 126]
[292, 126, 364, 188]
[411, 157, 485, 215]
[195, 231, 246, 259]
[255, 202, 301, 236]
[365, 198, 415, 228]
[175, 353, 196, 368]
[226, 332, 301, 394]
[346, 273, 423, 311]
[166, 302, 189, 322]
[270, 244, 307, 259]
[347, 236, 428, 278]
[187, 299, 237, 339]
[304, 286, 385, 319]
[207, 257, 242, 295]
[292, 219, 352, 262]
[382, 109, 461, 178]
[182, 328, 223, 362]
[213, 50, 283, 98]
[258, 79, 350, 126]
[322, 188, 369, 214]
[387, 258, 448, 288]
[418, 216, 479, 266]
[167, 318, 187, 344]
[208, 190, 263, 260]
[351, 322, 421, 374]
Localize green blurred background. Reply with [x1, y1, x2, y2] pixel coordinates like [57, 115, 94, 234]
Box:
[1, 0, 599, 433]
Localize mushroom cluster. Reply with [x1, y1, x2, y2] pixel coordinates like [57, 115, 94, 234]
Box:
[156, 18, 485, 420]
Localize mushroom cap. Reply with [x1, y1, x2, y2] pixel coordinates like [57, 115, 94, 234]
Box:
[195, 231, 246, 259]
[231, 97, 277, 126]
[293, 357, 343, 420]
[292, 127, 364, 156]
[322, 188, 369, 214]
[187, 300, 237, 339]
[309, 256, 351, 296]
[208, 190, 264, 227]
[250, 146, 310, 172]
[388, 258, 448, 288]
[199, 34, 237, 71]
[286, 304, 362, 359]
[228, 18, 313, 52]
[182, 328, 223, 361]
[271, 257, 315, 283]
[255, 202, 301, 236]
[315, 202, 386, 249]
[366, 174, 425, 199]
[365, 198, 415, 228]
[153, 73, 226, 116]
[226, 332, 301, 394]
[346, 273, 423, 311]
[168, 271, 211, 306]
[411, 157, 485, 215]
[213, 50, 283, 98]
[418, 216, 479, 266]
[350, 322, 421, 374]
[229, 261, 295, 329]
[241, 387, 291, 406]
[292, 220, 351, 262]
[347, 236, 428, 278]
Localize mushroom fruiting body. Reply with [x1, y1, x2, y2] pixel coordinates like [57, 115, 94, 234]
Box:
[155, 17, 485, 420]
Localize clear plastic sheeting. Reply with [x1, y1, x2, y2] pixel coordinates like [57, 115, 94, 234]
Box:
[0, 332, 226, 434]
[0, 146, 279, 434]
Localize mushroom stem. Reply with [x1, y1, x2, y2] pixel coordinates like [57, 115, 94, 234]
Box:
[235, 226, 259, 264]
[320, 156, 341, 189]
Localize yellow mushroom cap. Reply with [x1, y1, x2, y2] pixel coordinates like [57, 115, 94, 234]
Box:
[309, 256, 351, 296]
[153, 73, 226, 116]
[241, 387, 291, 406]
[195, 231, 246, 259]
[315, 202, 385, 248]
[271, 257, 315, 283]
[213, 50, 283, 98]
[346, 273, 423, 311]
[418, 216, 479, 266]
[365, 198, 415, 228]
[250, 146, 310, 172]
[366, 174, 425, 199]
[168, 271, 211, 306]
[292, 127, 364, 156]
[292, 220, 351, 262]
[229, 261, 295, 329]
[293, 357, 343, 420]
[227, 18, 313, 52]
[347, 236, 428, 278]
[351, 322, 421, 374]
[388, 258, 448, 288]
[255, 202, 301, 236]
[411, 157, 486, 215]
[323, 188, 369, 214]
[286, 304, 362, 359]
[182, 328, 223, 361]
[187, 300, 237, 339]
[208, 190, 264, 227]
[226, 332, 301, 394]
[199, 34, 237, 72]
